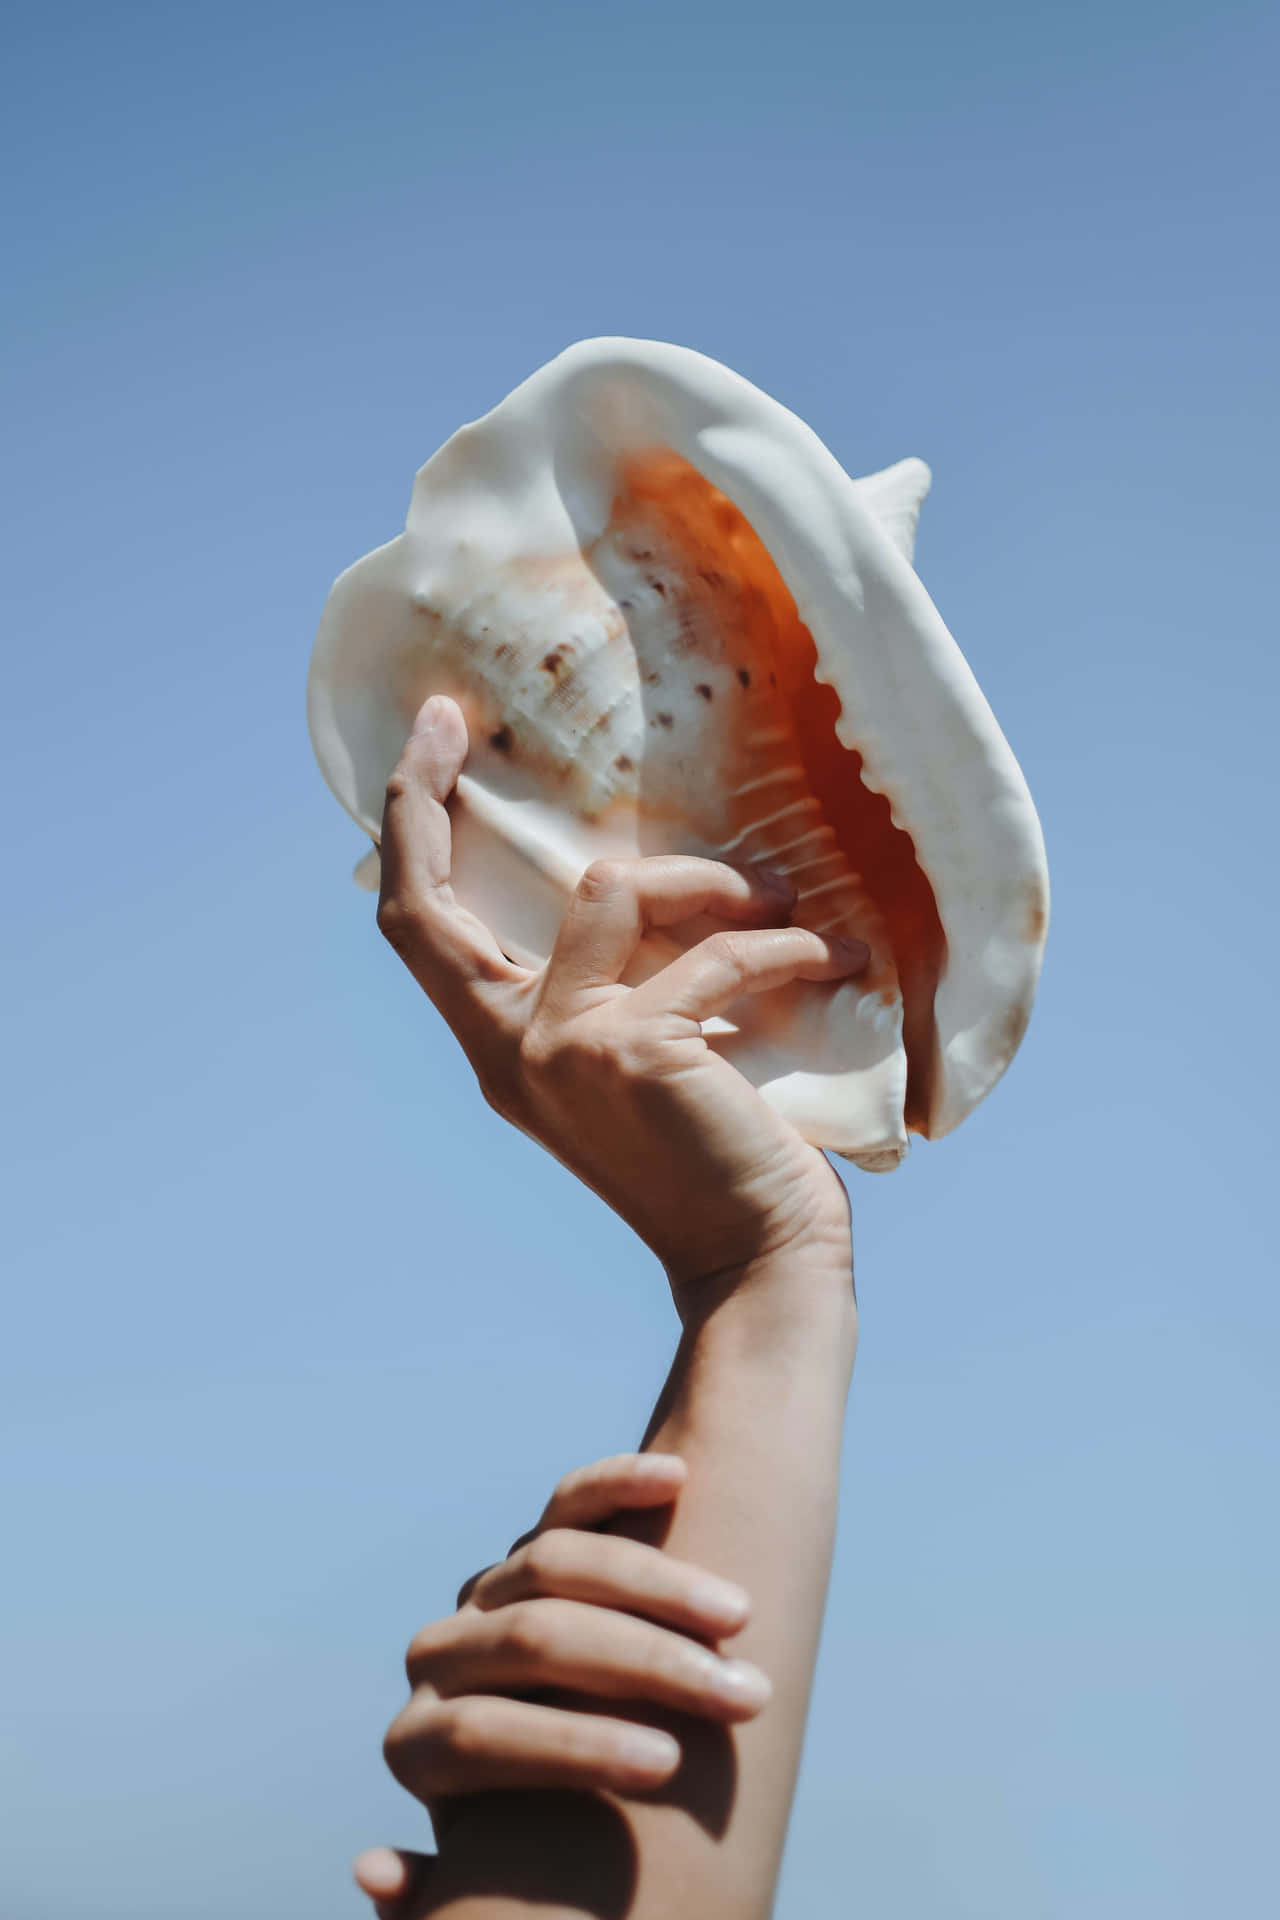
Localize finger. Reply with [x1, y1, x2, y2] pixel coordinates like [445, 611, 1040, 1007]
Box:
[454, 1560, 502, 1611]
[384, 1693, 682, 1801]
[628, 925, 869, 1024]
[377, 696, 525, 1000]
[353, 1847, 435, 1918]
[503, 1455, 687, 1557]
[471, 1528, 749, 1638]
[477, 1454, 688, 1602]
[405, 1596, 771, 1723]
[541, 857, 796, 1008]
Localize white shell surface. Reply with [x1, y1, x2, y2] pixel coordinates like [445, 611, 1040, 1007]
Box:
[309, 338, 1049, 1169]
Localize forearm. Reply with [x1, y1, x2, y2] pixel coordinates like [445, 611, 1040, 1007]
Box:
[618, 1251, 858, 1917]
[426, 1249, 857, 1920]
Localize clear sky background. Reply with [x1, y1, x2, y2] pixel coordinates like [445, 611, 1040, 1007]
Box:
[3, 4, 1276, 1915]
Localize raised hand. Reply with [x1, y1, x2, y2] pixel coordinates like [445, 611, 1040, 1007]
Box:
[375, 695, 867, 1294]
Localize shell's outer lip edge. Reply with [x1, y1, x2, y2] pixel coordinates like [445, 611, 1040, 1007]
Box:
[307, 540, 404, 842]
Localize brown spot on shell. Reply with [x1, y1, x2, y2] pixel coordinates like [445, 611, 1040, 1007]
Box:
[614, 753, 634, 773]
[737, 667, 751, 688]
[696, 683, 714, 700]
[654, 711, 674, 728]
[1025, 891, 1048, 945]
[489, 726, 513, 753]
[541, 647, 567, 677]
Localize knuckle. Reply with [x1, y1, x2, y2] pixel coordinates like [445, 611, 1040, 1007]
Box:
[516, 1022, 557, 1079]
[477, 1062, 517, 1120]
[702, 930, 755, 984]
[705, 928, 749, 967]
[571, 1032, 622, 1082]
[381, 1704, 422, 1784]
[613, 1029, 665, 1080]
[383, 1699, 494, 1796]
[404, 1618, 452, 1684]
[498, 1599, 556, 1665]
[383, 768, 413, 807]
[553, 1456, 612, 1505]
[551, 1462, 589, 1507]
[375, 893, 424, 954]
[576, 858, 629, 904]
[520, 1529, 574, 1593]
[436, 1697, 501, 1763]
[520, 1023, 612, 1089]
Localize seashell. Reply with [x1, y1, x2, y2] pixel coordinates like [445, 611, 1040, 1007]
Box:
[308, 338, 1048, 1171]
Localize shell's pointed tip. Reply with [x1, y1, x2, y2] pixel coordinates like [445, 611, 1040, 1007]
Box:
[854, 456, 933, 563]
[353, 846, 381, 891]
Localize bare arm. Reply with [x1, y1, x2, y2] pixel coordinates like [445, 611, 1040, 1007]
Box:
[360, 697, 863, 1919]
[614, 1250, 856, 1916]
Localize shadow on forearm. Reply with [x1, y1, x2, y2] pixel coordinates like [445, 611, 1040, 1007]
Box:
[423, 1720, 736, 1917]
[425, 1791, 638, 1917]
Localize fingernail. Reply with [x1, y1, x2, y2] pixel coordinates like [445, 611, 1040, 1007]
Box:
[352, 1848, 407, 1897]
[411, 695, 443, 737]
[713, 1659, 772, 1708]
[687, 1577, 750, 1625]
[683, 1647, 772, 1707]
[615, 1727, 681, 1774]
[636, 1454, 685, 1481]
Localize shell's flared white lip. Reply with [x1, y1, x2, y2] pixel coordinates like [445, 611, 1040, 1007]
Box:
[308, 337, 1049, 1167]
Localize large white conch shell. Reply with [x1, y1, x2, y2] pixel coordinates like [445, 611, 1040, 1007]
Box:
[309, 338, 1049, 1170]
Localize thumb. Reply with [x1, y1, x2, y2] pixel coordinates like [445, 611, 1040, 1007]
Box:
[353, 1847, 436, 1918]
[399, 693, 470, 800]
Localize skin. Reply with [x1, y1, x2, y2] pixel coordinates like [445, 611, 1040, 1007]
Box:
[354, 695, 865, 1919]
[354, 1453, 764, 1917]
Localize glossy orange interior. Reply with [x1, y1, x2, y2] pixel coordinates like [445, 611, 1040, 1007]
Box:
[620, 454, 947, 1132]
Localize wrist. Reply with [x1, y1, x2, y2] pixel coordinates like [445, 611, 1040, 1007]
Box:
[670, 1239, 858, 1368]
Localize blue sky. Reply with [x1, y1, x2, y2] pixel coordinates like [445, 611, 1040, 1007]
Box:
[2, 3, 1276, 1915]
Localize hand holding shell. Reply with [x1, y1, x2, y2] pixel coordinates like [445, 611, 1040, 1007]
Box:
[375, 694, 862, 1287]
